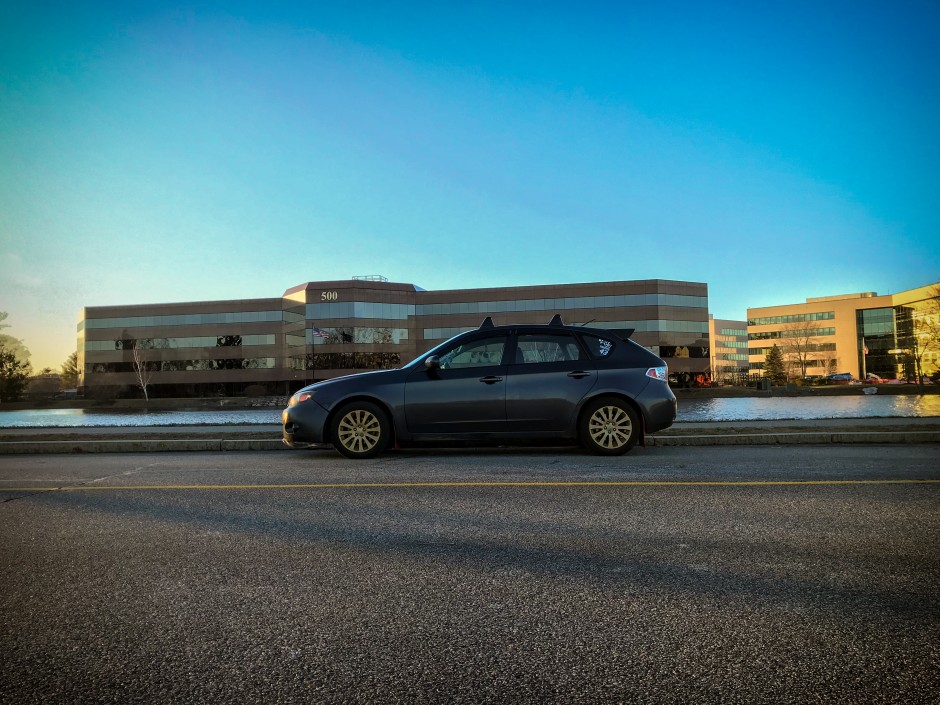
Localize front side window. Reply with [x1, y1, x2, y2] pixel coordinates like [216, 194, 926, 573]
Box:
[515, 334, 584, 364]
[438, 336, 506, 369]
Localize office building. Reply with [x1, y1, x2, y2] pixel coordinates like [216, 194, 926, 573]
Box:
[78, 277, 711, 398]
[747, 283, 939, 381]
[708, 317, 749, 384]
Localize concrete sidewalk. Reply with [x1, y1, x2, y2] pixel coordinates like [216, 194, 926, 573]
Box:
[1, 417, 939, 454]
[650, 416, 940, 447]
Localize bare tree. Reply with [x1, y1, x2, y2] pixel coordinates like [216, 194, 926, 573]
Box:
[710, 354, 740, 385]
[896, 287, 940, 385]
[819, 348, 839, 377]
[784, 356, 802, 382]
[915, 285, 940, 382]
[780, 321, 822, 378]
[709, 359, 725, 385]
[132, 340, 155, 401]
[924, 285, 940, 342]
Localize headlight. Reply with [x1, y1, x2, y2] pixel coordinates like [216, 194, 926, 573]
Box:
[288, 391, 314, 406]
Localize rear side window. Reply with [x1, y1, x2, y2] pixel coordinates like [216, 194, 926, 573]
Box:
[580, 334, 616, 359]
[515, 334, 584, 364]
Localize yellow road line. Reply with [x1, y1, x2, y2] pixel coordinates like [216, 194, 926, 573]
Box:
[3, 479, 939, 491]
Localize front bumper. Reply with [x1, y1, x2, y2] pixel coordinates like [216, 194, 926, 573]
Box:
[282, 400, 331, 449]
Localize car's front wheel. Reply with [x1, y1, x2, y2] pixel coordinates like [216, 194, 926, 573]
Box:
[580, 398, 639, 455]
[331, 402, 391, 459]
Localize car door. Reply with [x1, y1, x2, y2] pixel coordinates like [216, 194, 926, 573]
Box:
[505, 331, 597, 432]
[404, 334, 509, 435]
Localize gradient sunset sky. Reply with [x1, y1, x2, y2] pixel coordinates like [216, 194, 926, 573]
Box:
[2, 1, 938, 370]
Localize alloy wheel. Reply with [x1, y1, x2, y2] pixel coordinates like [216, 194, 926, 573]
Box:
[588, 404, 634, 451]
[336, 408, 383, 454]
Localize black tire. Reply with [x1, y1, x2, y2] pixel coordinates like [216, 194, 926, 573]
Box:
[330, 401, 391, 459]
[579, 398, 639, 455]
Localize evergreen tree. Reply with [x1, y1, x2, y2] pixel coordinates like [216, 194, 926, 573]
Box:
[764, 344, 787, 386]
[0, 343, 32, 402]
[0, 311, 31, 365]
[60, 351, 79, 388]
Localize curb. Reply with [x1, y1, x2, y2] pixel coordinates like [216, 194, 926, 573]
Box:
[648, 431, 940, 446]
[1, 432, 939, 454]
[0, 439, 289, 454]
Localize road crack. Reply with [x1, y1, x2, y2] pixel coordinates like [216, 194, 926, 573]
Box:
[1, 462, 163, 503]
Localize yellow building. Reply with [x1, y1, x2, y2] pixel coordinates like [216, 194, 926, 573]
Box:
[708, 316, 749, 384]
[747, 284, 939, 382]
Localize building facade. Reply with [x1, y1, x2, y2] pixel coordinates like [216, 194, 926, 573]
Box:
[79, 277, 711, 398]
[746, 283, 939, 381]
[708, 317, 749, 384]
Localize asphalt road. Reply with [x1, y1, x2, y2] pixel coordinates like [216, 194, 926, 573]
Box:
[2, 446, 938, 704]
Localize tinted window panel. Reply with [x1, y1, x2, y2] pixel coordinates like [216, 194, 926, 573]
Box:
[438, 336, 506, 369]
[516, 334, 584, 364]
[580, 334, 616, 359]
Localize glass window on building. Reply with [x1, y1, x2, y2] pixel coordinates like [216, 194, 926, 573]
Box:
[894, 297, 940, 381]
[857, 308, 898, 379]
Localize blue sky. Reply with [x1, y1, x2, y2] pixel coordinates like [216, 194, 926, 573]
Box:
[2, 0, 938, 370]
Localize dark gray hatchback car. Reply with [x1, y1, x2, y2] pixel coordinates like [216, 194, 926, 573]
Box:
[282, 316, 677, 458]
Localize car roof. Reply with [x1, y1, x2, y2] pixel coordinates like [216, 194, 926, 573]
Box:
[472, 315, 634, 339]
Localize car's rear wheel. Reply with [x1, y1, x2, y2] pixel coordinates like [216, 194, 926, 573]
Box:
[580, 398, 639, 455]
[331, 402, 390, 459]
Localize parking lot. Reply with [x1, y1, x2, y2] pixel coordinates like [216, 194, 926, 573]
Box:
[2, 445, 939, 703]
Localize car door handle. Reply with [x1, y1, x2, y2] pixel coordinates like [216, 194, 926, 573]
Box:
[567, 371, 592, 379]
[479, 376, 503, 384]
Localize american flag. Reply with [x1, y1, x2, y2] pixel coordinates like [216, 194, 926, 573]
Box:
[311, 327, 330, 339]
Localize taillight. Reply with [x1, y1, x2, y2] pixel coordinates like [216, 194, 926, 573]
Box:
[646, 366, 667, 382]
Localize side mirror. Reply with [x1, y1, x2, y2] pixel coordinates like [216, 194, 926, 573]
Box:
[425, 356, 441, 371]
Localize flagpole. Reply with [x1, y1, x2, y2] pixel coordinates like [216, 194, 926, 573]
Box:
[860, 337, 867, 380]
[310, 326, 329, 385]
[312, 327, 317, 385]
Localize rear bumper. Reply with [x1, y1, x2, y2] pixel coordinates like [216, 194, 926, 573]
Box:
[636, 382, 677, 434]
